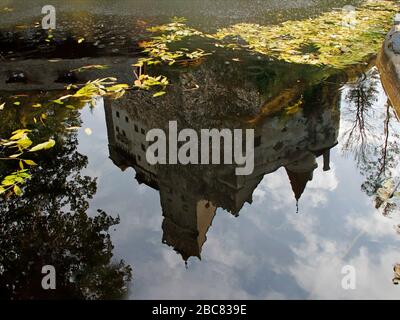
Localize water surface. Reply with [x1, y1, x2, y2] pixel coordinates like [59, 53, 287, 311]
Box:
[1, 0, 400, 300]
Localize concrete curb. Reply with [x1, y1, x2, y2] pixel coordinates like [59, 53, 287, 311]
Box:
[0, 57, 137, 91]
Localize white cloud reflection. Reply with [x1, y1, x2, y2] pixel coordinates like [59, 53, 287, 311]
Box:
[77, 104, 400, 300]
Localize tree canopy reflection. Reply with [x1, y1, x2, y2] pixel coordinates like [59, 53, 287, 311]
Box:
[0, 105, 132, 299]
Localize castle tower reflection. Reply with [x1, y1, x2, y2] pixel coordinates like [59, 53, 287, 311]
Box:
[104, 56, 342, 261]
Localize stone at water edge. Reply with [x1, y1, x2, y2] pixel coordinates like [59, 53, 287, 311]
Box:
[395, 13, 400, 25]
[392, 32, 400, 54]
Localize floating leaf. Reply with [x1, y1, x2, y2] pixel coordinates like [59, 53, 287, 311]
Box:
[13, 185, 22, 196]
[23, 159, 37, 166]
[2, 179, 14, 186]
[107, 84, 130, 92]
[153, 91, 166, 97]
[17, 137, 33, 149]
[10, 129, 31, 140]
[73, 65, 109, 73]
[9, 153, 22, 158]
[29, 139, 56, 152]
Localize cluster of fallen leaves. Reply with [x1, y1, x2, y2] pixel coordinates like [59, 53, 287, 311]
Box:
[0, 129, 55, 196]
[136, 17, 210, 67]
[130, 0, 397, 104]
[133, 17, 212, 95]
[137, 1, 396, 71]
[0, 78, 132, 196]
[211, 0, 398, 68]
[58, 77, 130, 105]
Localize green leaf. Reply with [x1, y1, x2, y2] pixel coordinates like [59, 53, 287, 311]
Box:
[0, 186, 5, 194]
[29, 139, 56, 152]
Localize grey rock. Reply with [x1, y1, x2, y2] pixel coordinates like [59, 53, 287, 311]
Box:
[392, 33, 400, 54]
[395, 14, 400, 25]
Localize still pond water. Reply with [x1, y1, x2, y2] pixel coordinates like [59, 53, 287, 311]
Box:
[1, 0, 400, 299]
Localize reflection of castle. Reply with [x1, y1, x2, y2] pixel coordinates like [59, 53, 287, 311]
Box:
[104, 62, 341, 262]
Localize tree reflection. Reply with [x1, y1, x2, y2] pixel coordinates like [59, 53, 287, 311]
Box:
[341, 68, 400, 216]
[341, 69, 380, 166]
[0, 110, 132, 300]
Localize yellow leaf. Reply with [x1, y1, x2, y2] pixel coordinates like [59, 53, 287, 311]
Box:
[9, 153, 22, 158]
[107, 84, 129, 92]
[0, 102, 5, 110]
[10, 130, 27, 140]
[153, 91, 166, 97]
[17, 137, 33, 149]
[13, 185, 22, 196]
[2, 179, 14, 186]
[24, 159, 37, 166]
[29, 139, 56, 152]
